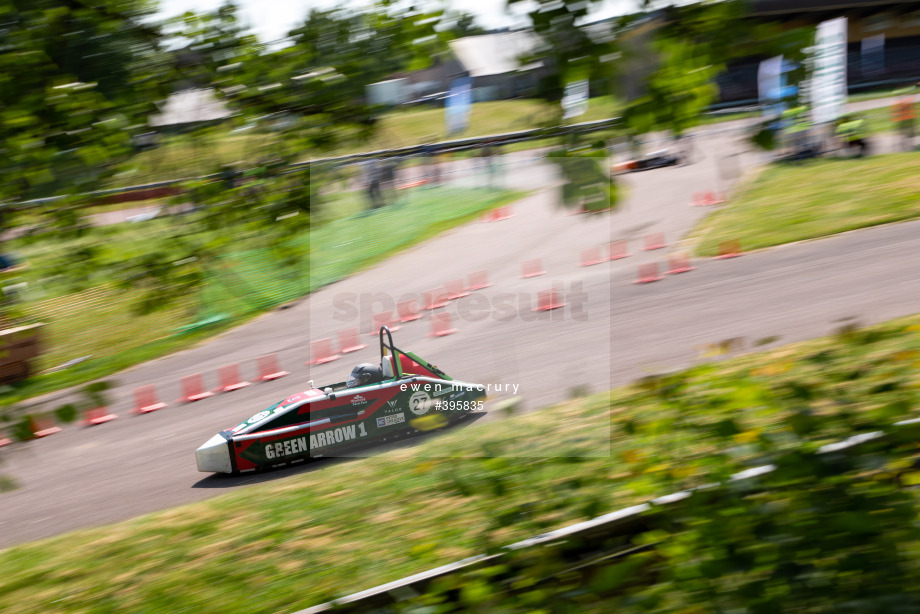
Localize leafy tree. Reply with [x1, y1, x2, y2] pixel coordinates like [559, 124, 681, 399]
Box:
[168, 2, 257, 83]
[550, 148, 619, 212]
[446, 10, 488, 37]
[509, 0, 625, 213]
[509, 0, 620, 103]
[622, 36, 720, 138]
[115, 237, 208, 316]
[622, 1, 812, 139]
[170, 1, 454, 155]
[0, 0, 172, 203]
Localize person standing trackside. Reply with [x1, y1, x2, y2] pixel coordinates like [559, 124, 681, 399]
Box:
[836, 114, 869, 158]
[364, 159, 386, 210]
[479, 141, 499, 187]
[782, 106, 811, 157]
[421, 141, 441, 186]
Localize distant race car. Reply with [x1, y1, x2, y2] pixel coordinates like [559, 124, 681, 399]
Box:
[196, 327, 487, 473]
[612, 149, 683, 173]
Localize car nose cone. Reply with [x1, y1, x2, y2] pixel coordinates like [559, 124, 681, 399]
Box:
[196, 433, 232, 473]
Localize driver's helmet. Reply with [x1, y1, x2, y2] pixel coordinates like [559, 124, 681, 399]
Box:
[347, 363, 383, 388]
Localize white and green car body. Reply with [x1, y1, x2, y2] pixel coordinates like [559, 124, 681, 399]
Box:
[196, 327, 486, 473]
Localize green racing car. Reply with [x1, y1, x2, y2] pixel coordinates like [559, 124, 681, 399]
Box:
[196, 327, 487, 473]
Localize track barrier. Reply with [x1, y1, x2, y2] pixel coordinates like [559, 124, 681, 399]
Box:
[445, 279, 470, 300]
[178, 374, 214, 403]
[715, 239, 743, 259]
[371, 311, 400, 335]
[521, 258, 546, 278]
[422, 288, 449, 310]
[338, 328, 367, 353]
[580, 247, 605, 267]
[82, 407, 118, 426]
[396, 179, 428, 190]
[691, 191, 724, 207]
[634, 263, 663, 284]
[133, 384, 167, 414]
[608, 240, 629, 260]
[666, 253, 696, 274]
[481, 206, 513, 223]
[468, 270, 492, 290]
[692, 192, 712, 207]
[429, 312, 458, 337]
[30, 414, 61, 438]
[397, 299, 422, 323]
[257, 354, 289, 381]
[533, 288, 566, 312]
[643, 232, 666, 251]
[492, 206, 514, 221]
[216, 363, 251, 392]
[310, 338, 340, 365]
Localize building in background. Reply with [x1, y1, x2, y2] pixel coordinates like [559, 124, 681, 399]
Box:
[718, 0, 920, 105]
[148, 88, 233, 131]
[369, 30, 544, 106]
[369, 0, 920, 112]
[447, 30, 544, 101]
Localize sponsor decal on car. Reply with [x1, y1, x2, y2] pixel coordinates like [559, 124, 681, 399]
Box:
[383, 399, 402, 414]
[247, 410, 271, 424]
[376, 412, 406, 428]
[351, 394, 367, 406]
[263, 423, 368, 460]
[409, 391, 433, 415]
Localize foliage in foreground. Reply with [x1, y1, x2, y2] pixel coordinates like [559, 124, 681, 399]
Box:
[4, 317, 920, 612]
[410, 326, 920, 611]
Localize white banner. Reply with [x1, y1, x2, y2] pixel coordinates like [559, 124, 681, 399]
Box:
[445, 76, 472, 135]
[758, 55, 783, 104]
[562, 80, 589, 119]
[811, 17, 848, 124]
[758, 55, 784, 119]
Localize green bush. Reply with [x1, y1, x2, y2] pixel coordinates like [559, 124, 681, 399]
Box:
[10, 416, 34, 442]
[53, 403, 77, 424]
[82, 381, 112, 409]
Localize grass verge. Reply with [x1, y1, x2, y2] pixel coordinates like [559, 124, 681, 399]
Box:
[310, 184, 525, 288]
[3, 311, 920, 612]
[692, 151, 920, 256]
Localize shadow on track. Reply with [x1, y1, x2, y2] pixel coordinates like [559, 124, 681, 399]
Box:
[191, 412, 488, 489]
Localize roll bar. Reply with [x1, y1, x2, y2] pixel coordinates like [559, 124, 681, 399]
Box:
[378, 326, 402, 379]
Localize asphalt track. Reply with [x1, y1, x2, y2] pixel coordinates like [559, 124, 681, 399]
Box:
[1, 110, 917, 549]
